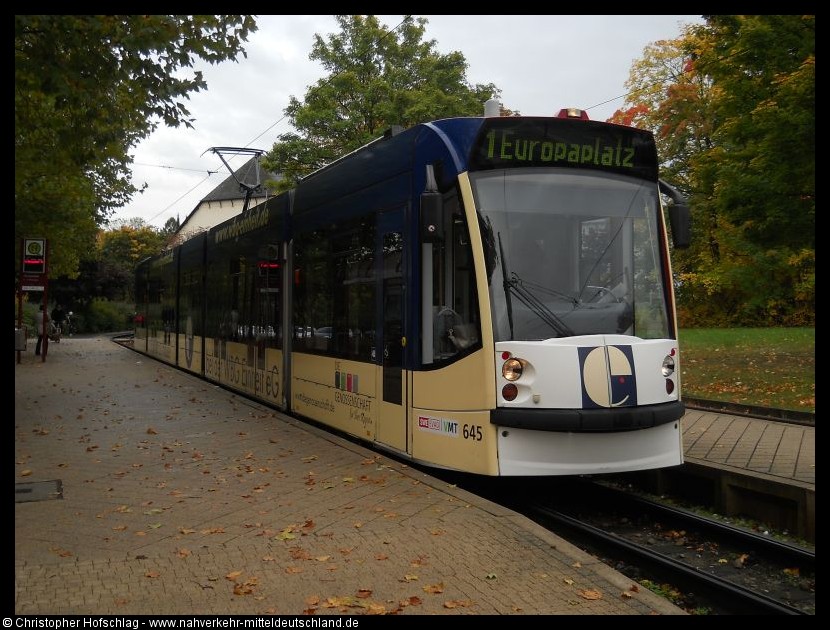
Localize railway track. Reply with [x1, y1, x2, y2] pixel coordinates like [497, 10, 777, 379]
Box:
[479, 478, 815, 615]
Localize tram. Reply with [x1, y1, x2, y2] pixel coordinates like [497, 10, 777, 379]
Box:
[135, 106, 691, 476]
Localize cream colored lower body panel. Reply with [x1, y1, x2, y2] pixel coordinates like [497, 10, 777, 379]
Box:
[203, 338, 284, 409]
[147, 331, 175, 364]
[291, 354, 377, 441]
[497, 421, 683, 476]
[411, 409, 498, 475]
[177, 334, 203, 375]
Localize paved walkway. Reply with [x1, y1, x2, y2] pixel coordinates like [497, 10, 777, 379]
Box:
[14, 337, 683, 615]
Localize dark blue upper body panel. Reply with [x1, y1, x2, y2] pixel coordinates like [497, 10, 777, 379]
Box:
[292, 118, 487, 218]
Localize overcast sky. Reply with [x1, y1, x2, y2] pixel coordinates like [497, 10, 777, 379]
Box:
[115, 14, 703, 228]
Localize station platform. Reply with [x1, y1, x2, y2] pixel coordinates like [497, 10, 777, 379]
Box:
[682, 408, 814, 486]
[14, 337, 684, 616]
[670, 407, 815, 541]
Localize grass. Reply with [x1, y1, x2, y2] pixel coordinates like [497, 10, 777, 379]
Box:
[678, 328, 814, 413]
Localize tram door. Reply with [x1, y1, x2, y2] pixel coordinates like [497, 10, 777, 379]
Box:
[376, 210, 408, 452]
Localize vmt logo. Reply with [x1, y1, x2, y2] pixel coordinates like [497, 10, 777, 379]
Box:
[578, 345, 637, 408]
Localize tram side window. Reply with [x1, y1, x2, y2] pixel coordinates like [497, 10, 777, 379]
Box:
[427, 189, 481, 364]
[294, 215, 375, 361]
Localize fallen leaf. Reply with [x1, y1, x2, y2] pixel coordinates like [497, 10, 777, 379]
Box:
[147, 427, 158, 435]
[375, 553, 389, 561]
[629, 584, 640, 593]
[621, 591, 633, 599]
[145, 571, 160, 579]
[285, 566, 303, 574]
[225, 571, 243, 581]
[275, 528, 296, 541]
[289, 548, 311, 560]
[444, 600, 472, 609]
[201, 527, 225, 534]
[579, 589, 603, 600]
[356, 589, 372, 599]
[572, 561, 582, 568]
[305, 595, 320, 606]
[112, 525, 128, 532]
[401, 574, 418, 582]
[233, 583, 253, 596]
[563, 578, 574, 586]
[176, 548, 191, 558]
[423, 583, 444, 594]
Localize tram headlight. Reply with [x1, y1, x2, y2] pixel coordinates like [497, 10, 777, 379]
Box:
[661, 355, 675, 377]
[502, 358, 524, 381]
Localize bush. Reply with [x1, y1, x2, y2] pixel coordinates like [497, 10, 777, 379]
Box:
[77, 299, 135, 333]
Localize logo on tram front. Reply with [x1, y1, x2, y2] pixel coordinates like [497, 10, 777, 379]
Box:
[578, 345, 637, 408]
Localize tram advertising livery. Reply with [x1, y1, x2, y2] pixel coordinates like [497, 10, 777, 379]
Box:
[135, 107, 691, 476]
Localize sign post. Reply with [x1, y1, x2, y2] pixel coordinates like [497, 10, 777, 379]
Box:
[17, 238, 48, 363]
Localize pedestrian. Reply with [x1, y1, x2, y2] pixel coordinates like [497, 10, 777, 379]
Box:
[35, 304, 49, 356]
[51, 304, 66, 333]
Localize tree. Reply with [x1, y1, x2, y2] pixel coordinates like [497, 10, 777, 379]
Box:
[15, 15, 257, 279]
[50, 221, 166, 308]
[692, 15, 814, 252]
[612, 16, 814, 326]
[264, 15, 499, 186]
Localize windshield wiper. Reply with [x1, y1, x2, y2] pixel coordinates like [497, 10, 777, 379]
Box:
[506, 272, 575, 338]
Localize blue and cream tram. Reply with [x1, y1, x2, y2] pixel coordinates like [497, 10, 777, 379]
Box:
[135, 107, 691, 476]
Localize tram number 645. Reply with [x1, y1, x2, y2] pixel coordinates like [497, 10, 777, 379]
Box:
[463, 424, 483, 441]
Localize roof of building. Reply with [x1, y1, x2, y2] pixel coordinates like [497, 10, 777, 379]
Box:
[201, 156, 281, 203]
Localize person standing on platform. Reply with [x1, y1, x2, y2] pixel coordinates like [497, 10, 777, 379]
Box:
[35, 304, 49, 356]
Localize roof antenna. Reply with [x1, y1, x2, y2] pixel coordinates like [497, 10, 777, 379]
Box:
[202, 147, 265, 213]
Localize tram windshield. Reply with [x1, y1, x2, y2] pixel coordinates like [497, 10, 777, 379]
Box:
[471, 168, 671, 341]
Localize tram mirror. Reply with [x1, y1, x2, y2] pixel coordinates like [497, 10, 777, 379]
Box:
[668, 203, 691, 249]
[421, 191, 444, 243]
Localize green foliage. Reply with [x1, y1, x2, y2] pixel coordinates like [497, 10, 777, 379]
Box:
[15, 15, 256, 279]
[693, 15, 814, 251]
[78, 299, 136, 334]
[264, 15, 499, 186]
[613, 16, 814, 327]
[48, 220, 167, 309]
